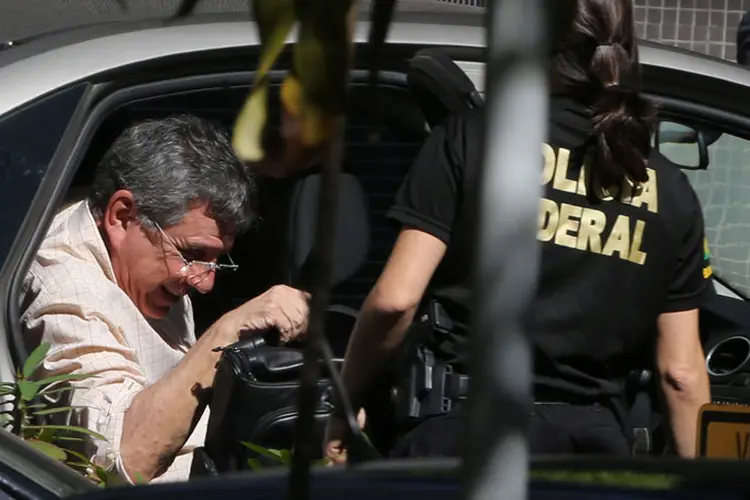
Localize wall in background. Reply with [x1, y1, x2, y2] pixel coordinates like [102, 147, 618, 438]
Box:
[633, 0, 747, 62]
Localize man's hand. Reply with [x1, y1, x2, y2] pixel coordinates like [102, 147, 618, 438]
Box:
[228, 285, 311, 343]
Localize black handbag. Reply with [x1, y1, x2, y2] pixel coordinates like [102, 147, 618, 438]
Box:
[197, 333, 341, 475]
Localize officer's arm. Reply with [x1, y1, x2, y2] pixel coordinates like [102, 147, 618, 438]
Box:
[339, 228, 446, 410]
[656, 309, 710, 458]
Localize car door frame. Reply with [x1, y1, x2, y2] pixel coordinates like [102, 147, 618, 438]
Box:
[645, 91, 750, 302]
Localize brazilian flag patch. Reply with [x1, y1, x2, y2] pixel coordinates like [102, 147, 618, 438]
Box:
[703, 238, 713, 279]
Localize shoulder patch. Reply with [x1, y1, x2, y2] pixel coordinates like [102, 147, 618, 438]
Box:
[703, 238, 713, 279]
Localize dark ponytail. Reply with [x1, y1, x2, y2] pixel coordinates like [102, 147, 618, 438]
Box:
[553, 0, 656, 199]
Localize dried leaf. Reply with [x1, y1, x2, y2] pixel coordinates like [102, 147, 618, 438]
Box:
[232, 0, 296, 163]
[233, 83, 270, 163]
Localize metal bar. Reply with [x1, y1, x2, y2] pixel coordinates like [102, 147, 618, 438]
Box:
[462, 0, 549, 498]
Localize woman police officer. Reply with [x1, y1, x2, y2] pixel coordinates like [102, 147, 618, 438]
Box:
[325, 0, 712, 460]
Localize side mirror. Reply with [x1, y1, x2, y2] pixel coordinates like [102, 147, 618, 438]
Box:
[654, 120, 710, 170]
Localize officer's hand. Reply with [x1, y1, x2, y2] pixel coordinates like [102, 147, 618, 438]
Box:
[229, 285, 311, 343]
[323, 409, 366, 466]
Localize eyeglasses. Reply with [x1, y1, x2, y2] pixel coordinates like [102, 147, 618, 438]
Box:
[151, 220, 238, 285]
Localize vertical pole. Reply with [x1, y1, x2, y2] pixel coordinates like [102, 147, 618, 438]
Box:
[462, 0, 549, 499]
[288, 120, 344, 500]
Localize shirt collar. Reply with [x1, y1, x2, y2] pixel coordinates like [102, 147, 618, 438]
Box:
[46, 200, 117, 283]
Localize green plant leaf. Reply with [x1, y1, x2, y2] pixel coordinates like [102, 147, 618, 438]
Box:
[26, 439, 67, 461]
[37, 385, 76, 398]
[240, 441, 286, 462]
[24, 425, 107, 441]
[277, 449, 292, 464]
[313, 457, 333, 467]
[34, 373, 94, 388]
[94, 465, 111, 484]
[247, 458, 263, 471]
[17, 380, 40, 401]
[22, 343, 50, 379]
[54, 436, 84, 443]
[31, 426, 59, 442]
[66, 461, 94, 470]
[57, 448, 91, 464]
[32, 406, 82, 416]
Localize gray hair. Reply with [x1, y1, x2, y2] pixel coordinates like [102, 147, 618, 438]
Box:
[89, 114, 257, 234]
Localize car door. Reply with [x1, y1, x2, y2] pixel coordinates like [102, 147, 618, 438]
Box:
[0, 83, 91, 389]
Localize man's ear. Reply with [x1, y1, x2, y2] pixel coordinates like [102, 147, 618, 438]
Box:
[101, 189, 137, 250]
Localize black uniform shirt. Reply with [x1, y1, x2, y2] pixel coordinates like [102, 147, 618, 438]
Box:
[387, 96, 715, 399]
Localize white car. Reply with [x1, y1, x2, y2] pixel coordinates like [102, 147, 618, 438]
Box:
[1, 6, 750, 499]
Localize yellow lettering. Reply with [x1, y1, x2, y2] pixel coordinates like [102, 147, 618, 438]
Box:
[555, 203, 582, 248]
[537, 199, 648, 266]
[631, 168, 658, 214]
[552, 147, 577, 194]
[538, 198, 558, 242]
[628, 220, 647, 265]
[541, 143, 555, 186]
[602, 215, 631, 260]
[576, 208, 606, 254]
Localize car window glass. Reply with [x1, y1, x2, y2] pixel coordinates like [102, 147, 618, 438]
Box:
[680, 130, 750, 296]
[0, 84, 86, 274]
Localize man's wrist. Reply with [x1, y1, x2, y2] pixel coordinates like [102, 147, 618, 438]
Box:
[205, 311, 243, 348]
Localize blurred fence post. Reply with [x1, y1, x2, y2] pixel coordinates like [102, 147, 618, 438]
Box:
[462, 0, 549, 499]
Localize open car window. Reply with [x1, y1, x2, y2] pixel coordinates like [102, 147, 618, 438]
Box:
[673, 130, 750, 297]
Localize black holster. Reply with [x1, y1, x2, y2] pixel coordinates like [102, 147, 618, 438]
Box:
[390, 300, 469, 423]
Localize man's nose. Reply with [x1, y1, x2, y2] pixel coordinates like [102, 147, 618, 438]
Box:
[187, 272, 216, 294]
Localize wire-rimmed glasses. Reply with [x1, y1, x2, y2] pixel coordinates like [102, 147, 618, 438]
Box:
[151, 220, 238, 286]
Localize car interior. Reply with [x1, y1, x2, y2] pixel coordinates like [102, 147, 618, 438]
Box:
[13, 43, 750, 475]
[48, 48, 485, 472]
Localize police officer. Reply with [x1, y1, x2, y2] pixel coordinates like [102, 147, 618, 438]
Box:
[325, 0, 712, 461]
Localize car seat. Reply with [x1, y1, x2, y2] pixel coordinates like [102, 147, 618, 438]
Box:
[406, 48, 484, 127]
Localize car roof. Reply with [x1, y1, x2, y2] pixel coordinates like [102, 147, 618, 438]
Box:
[1, 11, 750, 117]
[0, 11, 486, 116]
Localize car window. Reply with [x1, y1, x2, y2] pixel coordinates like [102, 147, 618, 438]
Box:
[677, 130, 750, 296]
[0, 84, 86, 274]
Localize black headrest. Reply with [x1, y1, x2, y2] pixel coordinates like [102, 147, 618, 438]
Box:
[407, 48, 484, 127]
[287, 172, 370, 289]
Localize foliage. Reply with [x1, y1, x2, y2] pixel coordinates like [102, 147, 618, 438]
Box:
[0, 342, 117, 486]
[529, 470, 681, 490]
[241, 441, 332, 471]
[172, 0, 397, 179]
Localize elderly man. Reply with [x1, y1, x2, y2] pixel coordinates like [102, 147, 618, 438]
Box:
[20, 115, 309, 484]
